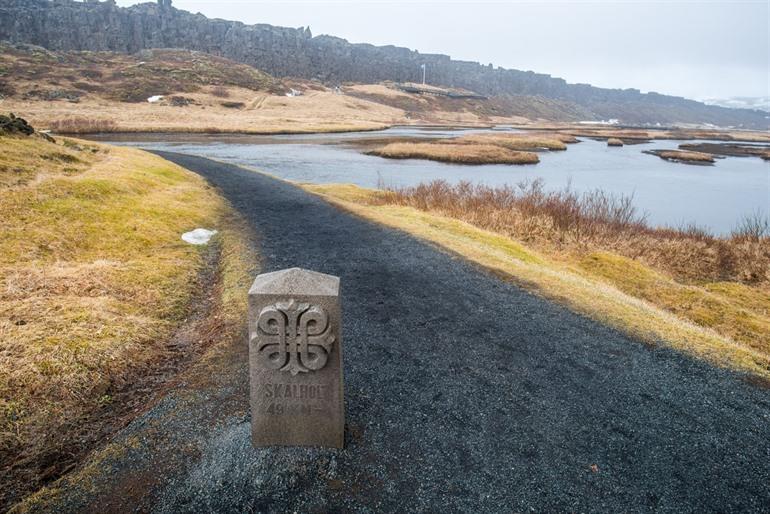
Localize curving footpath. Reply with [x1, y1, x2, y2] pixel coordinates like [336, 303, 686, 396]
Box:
[21, 152, 770, 513]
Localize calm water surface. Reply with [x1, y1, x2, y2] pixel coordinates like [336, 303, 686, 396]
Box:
[96, 127, 769, 235]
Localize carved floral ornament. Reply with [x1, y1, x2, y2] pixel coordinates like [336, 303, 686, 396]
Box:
[253, 299, 335, 375]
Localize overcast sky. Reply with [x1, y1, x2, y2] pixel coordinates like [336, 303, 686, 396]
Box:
[116, 0, 768, 100]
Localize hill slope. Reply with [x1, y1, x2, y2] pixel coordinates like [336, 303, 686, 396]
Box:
[0, 0, 767, 129]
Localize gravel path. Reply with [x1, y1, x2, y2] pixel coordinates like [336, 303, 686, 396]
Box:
[26, 153, 770, 513]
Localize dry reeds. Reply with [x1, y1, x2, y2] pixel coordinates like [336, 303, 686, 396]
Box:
[48, 117, 118, 134]
[646, 149, 715, 164]
[211, 85, 230, 98]
[369, 142, 539, 165]
[453, 133, 569, 151]
[375, 179, 770, 285]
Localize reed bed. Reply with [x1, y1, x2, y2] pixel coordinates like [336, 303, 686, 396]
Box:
[375, 179, 769, 286]
[646, 149, 716, 164]
[452, 133, 570, 151]
[369, 142, 540, 165]
[48, 117, 119, 134]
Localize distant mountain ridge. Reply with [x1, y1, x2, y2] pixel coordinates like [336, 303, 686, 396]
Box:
[704, 97, 770, 114]
[1, 0, 767, 129]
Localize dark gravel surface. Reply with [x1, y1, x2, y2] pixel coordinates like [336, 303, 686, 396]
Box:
[25, 153, 770, 513]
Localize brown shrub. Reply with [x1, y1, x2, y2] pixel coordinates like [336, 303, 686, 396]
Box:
[375, 179, 770, 285]
[169, 95, 194, 107]
[49, 117, 118, 134]
[732, 211, 770, 242]
[211, 85, 230, 98]
[370, 142, 539, 165]
[80, 69, 103, 80]
[72, 81, 103, 93]
[0, 80, 16, 98]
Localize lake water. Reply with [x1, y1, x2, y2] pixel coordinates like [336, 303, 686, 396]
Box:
[94, 127, 769, 235]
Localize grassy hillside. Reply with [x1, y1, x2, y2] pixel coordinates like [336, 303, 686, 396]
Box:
[0, 44, 281, 103]
[304, 183, 770, 380]
[0, 133, 256, 508]
[3, 45, 769, 136]
[0, 45, 404, 134]
[345, 84, 589, 123]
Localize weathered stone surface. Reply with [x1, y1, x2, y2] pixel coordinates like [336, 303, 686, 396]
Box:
[248, 268, 344, 448]
[0, 0, 766, 128]
[0, 112, 34, 135]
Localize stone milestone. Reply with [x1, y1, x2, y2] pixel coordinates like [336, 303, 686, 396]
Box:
[248, 268, 344, 448]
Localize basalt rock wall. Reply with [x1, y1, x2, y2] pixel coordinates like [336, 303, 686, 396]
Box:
[1, 0, 766, 128]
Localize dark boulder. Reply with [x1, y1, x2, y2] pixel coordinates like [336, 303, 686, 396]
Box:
[0, 113, 35, 135]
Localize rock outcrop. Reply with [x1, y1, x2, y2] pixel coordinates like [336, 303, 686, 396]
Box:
[1, 0, 767, 128]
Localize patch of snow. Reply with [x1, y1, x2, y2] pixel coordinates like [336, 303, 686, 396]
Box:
[285, 88, 302, 97]
[147, 95, 164, 103]
[182, 228, 218, 245]
[578, 119, 619, 125]
[703, 96, 770, 113]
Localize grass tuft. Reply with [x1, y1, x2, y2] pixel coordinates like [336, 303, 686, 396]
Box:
[48, 118, 118, 134]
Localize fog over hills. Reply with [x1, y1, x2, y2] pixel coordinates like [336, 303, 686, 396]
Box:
[704, 97, 770, 114]
[1, 0, 767, 129]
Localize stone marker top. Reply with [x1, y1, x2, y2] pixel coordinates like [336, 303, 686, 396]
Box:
[248, 267, 339, 297]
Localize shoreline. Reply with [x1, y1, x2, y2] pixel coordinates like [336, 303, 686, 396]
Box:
[68, 123, 770, 143]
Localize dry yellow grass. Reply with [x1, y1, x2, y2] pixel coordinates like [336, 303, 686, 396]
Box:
[607, 138, 624, 147]
[370, 142, 539, 164]
[0, 136, 98, 187]
[302, 183, 770, 379]
[0, 135, 256, 506]
[652, 150, 716, 163]
[0, 45, 404, 134]
[374, 180, 769, 285]
[554, 126, 770, 143]
[344, 84, 531, 126]
[453, 133, 569, 151]
[4, 89, 397, 135]
[577, 252, 770, 355]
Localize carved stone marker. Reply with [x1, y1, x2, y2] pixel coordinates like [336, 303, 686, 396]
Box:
[248, 268, 344, 448]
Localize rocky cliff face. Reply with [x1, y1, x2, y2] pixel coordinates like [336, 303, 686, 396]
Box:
[1, 0, 767, 128]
